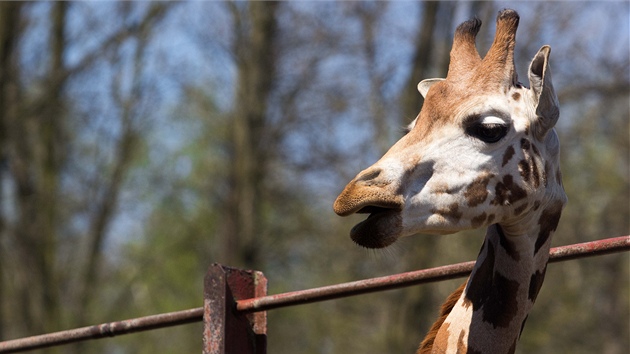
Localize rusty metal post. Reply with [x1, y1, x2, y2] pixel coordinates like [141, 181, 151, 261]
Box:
[203, 264, 267, 354]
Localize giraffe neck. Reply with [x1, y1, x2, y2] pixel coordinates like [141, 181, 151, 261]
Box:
[428, 201, 563, 354]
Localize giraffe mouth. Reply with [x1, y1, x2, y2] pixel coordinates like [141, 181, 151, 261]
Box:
[350, 207, 402, 249]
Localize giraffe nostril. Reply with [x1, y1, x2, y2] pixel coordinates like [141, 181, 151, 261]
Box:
[357, 168, 381, 182]
[355, 168, 389, 187]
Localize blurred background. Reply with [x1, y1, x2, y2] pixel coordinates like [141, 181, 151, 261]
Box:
[0, 1, 628, 353]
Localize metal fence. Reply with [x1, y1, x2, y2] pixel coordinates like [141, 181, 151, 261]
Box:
[1, 235, 628, 353]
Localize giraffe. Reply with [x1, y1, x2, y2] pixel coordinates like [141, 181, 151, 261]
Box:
[333, 9, 567, 354]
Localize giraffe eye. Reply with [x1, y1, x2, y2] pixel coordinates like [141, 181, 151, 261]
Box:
[467, 123, 509, 143]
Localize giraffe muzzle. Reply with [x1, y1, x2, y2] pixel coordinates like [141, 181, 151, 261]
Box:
[333, 172, 405, 248]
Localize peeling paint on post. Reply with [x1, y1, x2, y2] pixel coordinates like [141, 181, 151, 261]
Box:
[203, 264, 267, 354]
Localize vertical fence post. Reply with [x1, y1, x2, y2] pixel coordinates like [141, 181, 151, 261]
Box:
[203, 263, 267, 354]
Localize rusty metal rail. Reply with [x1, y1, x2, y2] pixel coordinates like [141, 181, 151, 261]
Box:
[236, 235, 630, 313]
[1, 235, 628, 353]
[0, 308, 204, 353]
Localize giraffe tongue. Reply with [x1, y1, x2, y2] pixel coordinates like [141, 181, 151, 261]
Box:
[350, 210, 402, 249]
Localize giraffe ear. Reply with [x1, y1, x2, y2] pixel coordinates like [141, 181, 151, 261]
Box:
[528, 45, 559, 140]
[417, 78, 445, 98]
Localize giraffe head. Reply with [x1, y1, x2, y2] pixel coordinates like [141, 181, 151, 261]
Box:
[334, 9, 567, 248]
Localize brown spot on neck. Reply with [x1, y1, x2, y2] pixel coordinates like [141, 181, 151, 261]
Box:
[418, 282, 466, 354]
[534, 202, 563, 255]
[457, 329, 468, 352]
[528, 264, 548, 302]
[511, 92, 521, 101]
[466, 241, 520, 328]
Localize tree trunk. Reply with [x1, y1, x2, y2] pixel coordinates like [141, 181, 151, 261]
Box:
[0, 1, 22, 340]
[4, 1, 67, 336]
[223, 1, 278, 269]
[399, 1, 440, 124]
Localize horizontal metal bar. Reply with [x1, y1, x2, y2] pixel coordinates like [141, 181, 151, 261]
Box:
[236, 235, 630, 313]
[0, 308, 203, 353]
[1, 235, 628, 353]
[547, 235, 629, 262]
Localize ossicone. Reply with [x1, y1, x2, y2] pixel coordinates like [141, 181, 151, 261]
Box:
[447, 18, 482, 79]
[482, 9, 520, 86]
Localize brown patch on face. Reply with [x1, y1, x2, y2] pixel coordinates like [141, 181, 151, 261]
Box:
[487, 214, 495, 224]
[531, 158, 541, 188]
[497, 224, 520, 261]
[464, 172, 494, 207]
[466, 242, 520, 328]
[520, 138, 531, 151]
[528, 264, 547, 302]
[432, 202, 463, 222]
[432, 182, 451, 194]
[513, 202, 528, 216]
[519, 137, 543, 188]
[534, 202, 563, 255]
[491, 175, 528, 206]
[519, 153, 542, 189]
[502, 145, 515, 167]
[532, 201, 541, 211]
[518, 159, 531, 184]
[511, 92, 521, 101]
[471, 212, 487, 228]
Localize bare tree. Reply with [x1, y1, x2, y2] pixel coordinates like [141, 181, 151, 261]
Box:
[220, 1, 279, 268]
[0, 3, 173, 344]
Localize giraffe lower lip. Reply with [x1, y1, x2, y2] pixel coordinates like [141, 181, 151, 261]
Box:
[350, 210, 402, 249]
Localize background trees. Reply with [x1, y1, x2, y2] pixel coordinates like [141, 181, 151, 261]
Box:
[0, 1, 627, 353]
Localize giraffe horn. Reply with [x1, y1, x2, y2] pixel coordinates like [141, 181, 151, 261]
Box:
[446, 17, 482, 80]
[482, 9, 520, 86]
